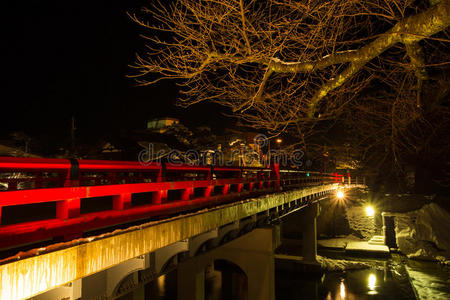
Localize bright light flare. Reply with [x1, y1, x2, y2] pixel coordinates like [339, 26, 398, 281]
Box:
[336, 190, 345, 199]
[365, 205, 375, 217]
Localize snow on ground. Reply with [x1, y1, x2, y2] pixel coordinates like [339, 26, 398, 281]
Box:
[317, 234, 362, 249]
[345, 241, 389, 253]
[345, 206, 377, 239]
[317, 255, 370, 272]
[392, 203, 450, 263]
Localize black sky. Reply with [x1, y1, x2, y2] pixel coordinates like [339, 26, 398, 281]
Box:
[2, 0, 228, 143]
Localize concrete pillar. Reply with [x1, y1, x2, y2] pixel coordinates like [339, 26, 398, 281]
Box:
[281, 202, 319, 263]
[133, 285, 145, 300]
[301, 202, 319, 262]
[215, 262, 247, 300]
[177, 260, 205, 300]
[176, 228, 278, 300]
[217, 227, 277, 300]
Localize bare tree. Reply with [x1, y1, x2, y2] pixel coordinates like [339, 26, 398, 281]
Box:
[130, 0, 450, 188]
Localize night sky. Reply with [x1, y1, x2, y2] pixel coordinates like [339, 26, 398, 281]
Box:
[2, 0, 228, 144]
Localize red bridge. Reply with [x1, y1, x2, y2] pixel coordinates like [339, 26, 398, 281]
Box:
[0, 157, 344, 252]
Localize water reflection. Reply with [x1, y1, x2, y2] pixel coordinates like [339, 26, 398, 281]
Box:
[339, 280, 346, 299]
[276, 256, 417, 299]
[367, 273, 377, 295]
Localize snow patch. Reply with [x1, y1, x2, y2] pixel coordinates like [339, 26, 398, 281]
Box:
[318, 234, 362, 249]
[393, 203, 450, 262]
[345, 206, 376, 239]
[317, 255, 370, 272]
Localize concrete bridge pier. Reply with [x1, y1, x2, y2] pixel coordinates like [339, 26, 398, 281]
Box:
[177, 259, 206, 300]
[177, 226, 280, 300]
[301, 202, 319, 263]
[280, 201, 320, 265]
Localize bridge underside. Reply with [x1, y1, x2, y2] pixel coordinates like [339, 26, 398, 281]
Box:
[0, 184, 340, 300]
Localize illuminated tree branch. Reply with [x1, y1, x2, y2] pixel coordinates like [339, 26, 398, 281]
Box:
[130, 0, 450, 177]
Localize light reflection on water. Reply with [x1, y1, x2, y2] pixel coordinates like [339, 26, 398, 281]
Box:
[367, 273, 377, 295]
[340, 280, 346, 299]
[276, 256, 418, 300]
[131, 255, 448, 300]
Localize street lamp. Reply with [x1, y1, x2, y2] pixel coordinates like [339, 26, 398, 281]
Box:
[365, 205, 375, 217]
[276, 138, 282, 144]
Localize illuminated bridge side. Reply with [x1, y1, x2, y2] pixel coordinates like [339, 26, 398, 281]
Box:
[0, 157, 364, 299]
[0, 183, 342, 299]
[0, 157, 341, 251]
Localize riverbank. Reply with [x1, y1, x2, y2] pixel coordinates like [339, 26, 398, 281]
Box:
[314, 188, 450, 299]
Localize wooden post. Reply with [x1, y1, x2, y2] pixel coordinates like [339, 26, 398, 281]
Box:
[113, 193, 132, 210]
[152, 190, 167, 204]
[204, 186, 212, 197]
[222, 184, 229, 195]
[57, 198, 80, 219]
[181, 188, 193, 201]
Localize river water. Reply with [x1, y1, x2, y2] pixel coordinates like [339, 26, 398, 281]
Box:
[276, 252, 450, 300]
[143, 253, 449, 299]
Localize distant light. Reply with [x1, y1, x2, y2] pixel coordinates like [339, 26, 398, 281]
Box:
[365, 206, 375, 217]
[340, 280, 346, 299]
[368, 273, 376, 290]
[336, 190, 344, 199]
[306, 172, 310, 177]
[276, 138, 282, 144]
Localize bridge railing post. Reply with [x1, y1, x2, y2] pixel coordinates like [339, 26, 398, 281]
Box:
[204, 186, 212, 197]
[113, 193, 132, 210]
[152, 190, 167, 204]
[181, 187, 193, 201]
[222, 184, 229, 195]
[270, 163, 280, 190]
[56, 198, 80, 219]
[236, 183, 242, 193]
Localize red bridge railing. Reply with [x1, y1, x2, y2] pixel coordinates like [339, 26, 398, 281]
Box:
[0, 157, 337, 250]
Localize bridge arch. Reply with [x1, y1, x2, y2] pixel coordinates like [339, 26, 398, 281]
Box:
[114, 272, 137, 299]
[177, 227, 278, 300]
[153, 241, 189, 275]
[189, 229, 218, 257]
[211, 259, 248, 300]
[107, 257, 146, 299]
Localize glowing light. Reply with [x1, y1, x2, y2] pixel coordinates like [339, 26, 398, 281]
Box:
[365, 205, 375, 217]
[368, 273, 376, 290]
[336, 190, 345, 199]
[276, 138, 282, 144]
[340, 280, 346, 299]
